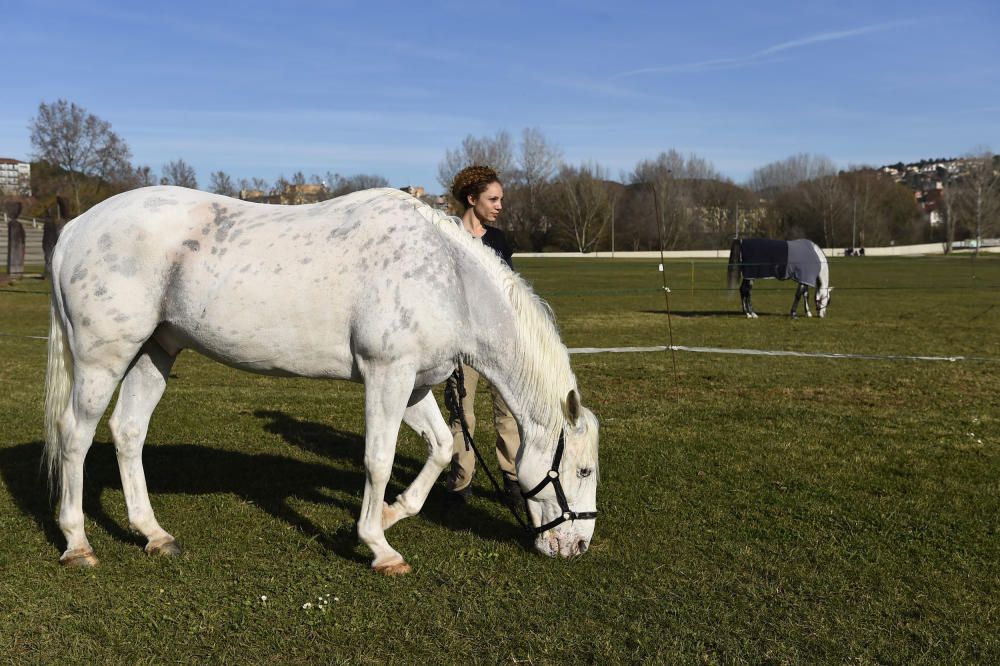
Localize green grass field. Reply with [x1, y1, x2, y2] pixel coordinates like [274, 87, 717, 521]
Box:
[1, 256, 998, 663]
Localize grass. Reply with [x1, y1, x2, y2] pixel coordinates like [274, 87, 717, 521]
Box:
[1, 255, 998, 663]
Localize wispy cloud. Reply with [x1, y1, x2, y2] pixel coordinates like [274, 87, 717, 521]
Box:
[614, 20, 913, 79]
[533, 74, 675, 101]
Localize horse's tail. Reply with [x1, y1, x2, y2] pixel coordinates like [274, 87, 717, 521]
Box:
[726, 238, 742, 292]
[43, 282, 73, 496]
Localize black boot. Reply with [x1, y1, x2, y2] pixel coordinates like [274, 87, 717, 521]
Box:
[503, 477, 523, 503]
[447, 485, 472, 504]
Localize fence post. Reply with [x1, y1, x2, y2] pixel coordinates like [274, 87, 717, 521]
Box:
[43, 221, 63, 278]
[7, 215, 26, 279]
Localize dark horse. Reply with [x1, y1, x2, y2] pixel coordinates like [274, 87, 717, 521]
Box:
[727, 238, 831, 318]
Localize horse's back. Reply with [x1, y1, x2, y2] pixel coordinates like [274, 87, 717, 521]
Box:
[739, 238, 789, 280]
[786, 239, 825, 287]
[53, 186, 474, 379]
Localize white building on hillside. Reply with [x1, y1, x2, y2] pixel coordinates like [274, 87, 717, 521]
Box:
[0, 158, 31, 196]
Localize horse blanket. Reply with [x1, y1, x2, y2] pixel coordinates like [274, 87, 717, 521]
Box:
[740, 238, 822, 287]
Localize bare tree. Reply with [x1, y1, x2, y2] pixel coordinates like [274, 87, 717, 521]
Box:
[162, 159, 198, 189]
[804, 174, 847, 248]
[210, 171, 237, 197]
[437, 131, 515, 191]
[516, 127, 562, 188]
[748, 153, 837, 193]
[29, 99, 133, 214]
[942, 183, 958, 253]
[327, 173, 390, 197]
[130, 165, 157, 188]
[272, 174, 290, 196]
[506, 128, 562, 249]
[628, 150, 722, 250]
[959, 151, 999, 256]
[552, 163, 615, 252]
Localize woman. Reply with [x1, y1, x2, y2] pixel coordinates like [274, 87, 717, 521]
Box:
[445, 165, 521, 502]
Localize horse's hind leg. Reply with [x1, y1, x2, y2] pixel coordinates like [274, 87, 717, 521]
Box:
[57, 347, 142, 567]
[109, 340, 179, 557]
[740, 279, 757, 318]
[382, 389, 452, 531]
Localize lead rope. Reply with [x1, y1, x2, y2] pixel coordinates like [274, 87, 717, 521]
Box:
[444, 363, 531, 532]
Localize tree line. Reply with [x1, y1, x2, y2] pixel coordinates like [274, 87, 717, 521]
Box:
[14, 99, 999, 253]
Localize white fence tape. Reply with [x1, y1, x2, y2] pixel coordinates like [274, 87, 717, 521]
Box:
[1, 333, 994, 363]
[569, 344, 994, 362]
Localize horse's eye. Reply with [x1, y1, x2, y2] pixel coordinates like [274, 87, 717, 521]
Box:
[577, 467, 593, 479]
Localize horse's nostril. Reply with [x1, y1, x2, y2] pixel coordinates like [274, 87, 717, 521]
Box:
[577, 539, 588, 555]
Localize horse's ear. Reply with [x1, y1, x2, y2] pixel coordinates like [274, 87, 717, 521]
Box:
[565, 389, 582, 425]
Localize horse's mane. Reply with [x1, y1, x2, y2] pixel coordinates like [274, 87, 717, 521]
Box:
[352, 188, 579, 434]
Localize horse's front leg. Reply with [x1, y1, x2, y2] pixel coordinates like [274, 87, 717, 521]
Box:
[803, 286, 814, 317]
[358, 361, 416, 575]
[382, 389, 453, 530]
[791, 283, 807, 319]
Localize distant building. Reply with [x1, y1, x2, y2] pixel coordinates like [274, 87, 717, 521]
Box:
[0, 158, 31, 196]
[239, 183, 325, 205]
[281, 183, 325, 205]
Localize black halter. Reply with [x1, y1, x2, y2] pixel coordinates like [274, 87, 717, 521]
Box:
[445, 365, 597, 536]
[521, 431, 598, 535]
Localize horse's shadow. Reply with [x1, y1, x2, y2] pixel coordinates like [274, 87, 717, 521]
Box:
[0, 411, 527, 565]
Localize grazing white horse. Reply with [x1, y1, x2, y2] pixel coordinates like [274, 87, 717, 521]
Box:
[44, 186, 599, 575]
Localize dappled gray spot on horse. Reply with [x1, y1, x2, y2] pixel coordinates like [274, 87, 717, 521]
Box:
[113, 257, 139, 277]
[143, 197, 178, 210]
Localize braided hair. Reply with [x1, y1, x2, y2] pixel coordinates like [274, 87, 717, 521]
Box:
[450, 165, 501, 211]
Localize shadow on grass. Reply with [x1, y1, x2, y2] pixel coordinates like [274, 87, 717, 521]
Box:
[641, 309, 785, 318]
[0, 411, 528, 566]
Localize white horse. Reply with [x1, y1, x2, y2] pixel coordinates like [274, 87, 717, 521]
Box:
[44, 186, 599, 575]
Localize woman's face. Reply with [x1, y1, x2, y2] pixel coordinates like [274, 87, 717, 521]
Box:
[469, 182, 503, 223]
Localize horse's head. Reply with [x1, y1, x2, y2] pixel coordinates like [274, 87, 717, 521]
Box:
[816, 285, 832, 318]
[519, 389, 599, 558]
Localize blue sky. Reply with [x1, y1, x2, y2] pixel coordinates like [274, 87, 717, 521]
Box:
[4, 0, 998, 192]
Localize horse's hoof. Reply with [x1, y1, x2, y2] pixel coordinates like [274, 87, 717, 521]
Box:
[60, 548, 98, 568]
[146, 538, 182, 557]
[373, 560, 412, 576]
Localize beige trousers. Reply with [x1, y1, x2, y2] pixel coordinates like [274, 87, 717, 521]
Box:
[445, 364, 521, 492]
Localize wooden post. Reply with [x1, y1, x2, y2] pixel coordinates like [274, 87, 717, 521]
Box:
[43, 221, 63, 277]
[7, 216, 26, 279]
[43, 198, 69, 278]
